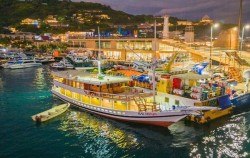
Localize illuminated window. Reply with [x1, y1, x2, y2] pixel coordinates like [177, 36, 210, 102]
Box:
[165, 97, 169, 103]
[175, 100, 179, 105]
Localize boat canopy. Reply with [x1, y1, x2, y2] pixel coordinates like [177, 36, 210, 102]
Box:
[77, 75, 131, 85]
[52, 70, 132, 85]
[172, 73, 211, 80]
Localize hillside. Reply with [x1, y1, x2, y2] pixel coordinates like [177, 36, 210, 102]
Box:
[0, 0, 182, 34]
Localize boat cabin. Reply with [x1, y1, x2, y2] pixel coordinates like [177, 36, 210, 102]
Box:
[52, 70, 154, 112]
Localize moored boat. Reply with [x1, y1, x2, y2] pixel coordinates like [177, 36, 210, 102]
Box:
[50, 25, 220, 127]
[3, 58, 42, 69]
[51, 70, 220, 127]
[31, 103, 70, 122]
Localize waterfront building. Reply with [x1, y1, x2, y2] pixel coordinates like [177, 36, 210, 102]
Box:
[184, 26, 194, 43]
[67, 36, 191, 62]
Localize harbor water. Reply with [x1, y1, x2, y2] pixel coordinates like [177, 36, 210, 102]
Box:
[0, 65, 249, 158]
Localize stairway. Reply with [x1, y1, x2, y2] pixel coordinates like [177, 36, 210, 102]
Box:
[226, 52, 250, 66]
[232, 52, 250, 66]
[228, 67, 243, 83]
[133, 96, 160, 112]
[133, 96, 146, 112]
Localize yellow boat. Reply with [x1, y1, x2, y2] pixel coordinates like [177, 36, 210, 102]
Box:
[31, 103, 70, 122]
[187, 106, 234, 124]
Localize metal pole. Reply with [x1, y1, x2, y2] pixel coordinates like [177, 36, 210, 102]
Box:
[240, 27, 245, 57]
[238, 0, 243, 52]
[209, 25, 213, 70]
[152, 20, 157, 104]
[98, 27, 101, 77]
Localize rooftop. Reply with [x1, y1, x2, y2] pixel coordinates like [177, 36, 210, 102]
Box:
[53, 70, 132, 85]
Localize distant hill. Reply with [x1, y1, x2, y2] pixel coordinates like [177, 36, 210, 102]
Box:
[0, 0, 181, 34]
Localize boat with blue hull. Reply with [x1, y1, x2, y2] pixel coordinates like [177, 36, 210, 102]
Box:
[231, 93, 250, 109]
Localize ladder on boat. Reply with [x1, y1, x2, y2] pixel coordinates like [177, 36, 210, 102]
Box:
[133, 96, 160, 112]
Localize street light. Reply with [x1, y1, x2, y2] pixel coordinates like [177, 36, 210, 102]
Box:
[240, 24, 250, 54]
[209, 23, 219, 69]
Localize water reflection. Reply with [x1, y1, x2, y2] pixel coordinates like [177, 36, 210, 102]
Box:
[0, 76, 3, 90]
[58, 109, 141, 157]
[33, 67, 51, 91]
[189, 112, 250, 158]
[57, 107, 250, 157]
[57, 108, 212, 157]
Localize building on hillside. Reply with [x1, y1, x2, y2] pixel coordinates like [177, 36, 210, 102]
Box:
[177, 20, 193, 26]
[138, 23, 153, 29]
[34, 35, 51, 41]
[21, 18, 40, 26]
[199, 15, 213, 25]
[51, 34, 67, 42]
[0, 32, 35, 41]
[45, 15, 69, 27]
[66, 32, 94, 40]
[72, 13, 85, 23]
[85, 10, 102, 13]
[95, 14, 110, 20]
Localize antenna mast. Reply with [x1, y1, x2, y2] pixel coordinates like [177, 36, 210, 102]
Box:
[152, 20, 157, 104]
[98, 26, 101, 77]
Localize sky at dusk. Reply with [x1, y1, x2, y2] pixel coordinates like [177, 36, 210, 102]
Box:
[73, 0, 250, 24]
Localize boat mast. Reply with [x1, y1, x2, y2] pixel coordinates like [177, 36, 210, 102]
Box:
[238, 0, 243, 52]
[152, 20, 157, 104]
[98, 26, 101, 77]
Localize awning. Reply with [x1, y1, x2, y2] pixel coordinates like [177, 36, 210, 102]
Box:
[172, 73, 210, 80]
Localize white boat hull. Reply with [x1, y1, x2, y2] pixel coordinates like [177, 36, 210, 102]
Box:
[52, 90, 187, 127]
[9, 63, 42, 69]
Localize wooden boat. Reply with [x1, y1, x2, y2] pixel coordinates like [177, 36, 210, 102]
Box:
[31, 103, 70, 122]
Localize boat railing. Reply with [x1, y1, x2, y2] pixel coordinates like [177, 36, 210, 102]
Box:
[54, 80, 153, 101]
[83, 89, 153, 101]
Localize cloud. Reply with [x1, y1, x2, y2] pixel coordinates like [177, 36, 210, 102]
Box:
[72, 0, 250, 24]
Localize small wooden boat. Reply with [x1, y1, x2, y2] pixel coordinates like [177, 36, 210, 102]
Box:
[32, 103, 70, 122]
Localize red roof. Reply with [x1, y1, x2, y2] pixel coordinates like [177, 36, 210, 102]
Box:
[41, 36, 50, 41]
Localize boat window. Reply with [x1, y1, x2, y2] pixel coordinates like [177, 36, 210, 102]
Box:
[175, 100, 180, 106]
[165, 97, 169, 103]
[23, 61, 34, 63]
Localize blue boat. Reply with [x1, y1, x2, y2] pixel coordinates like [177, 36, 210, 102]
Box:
[231, 93, 250, 109]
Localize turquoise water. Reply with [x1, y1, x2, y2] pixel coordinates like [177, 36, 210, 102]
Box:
[0, 65, 249, 158]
